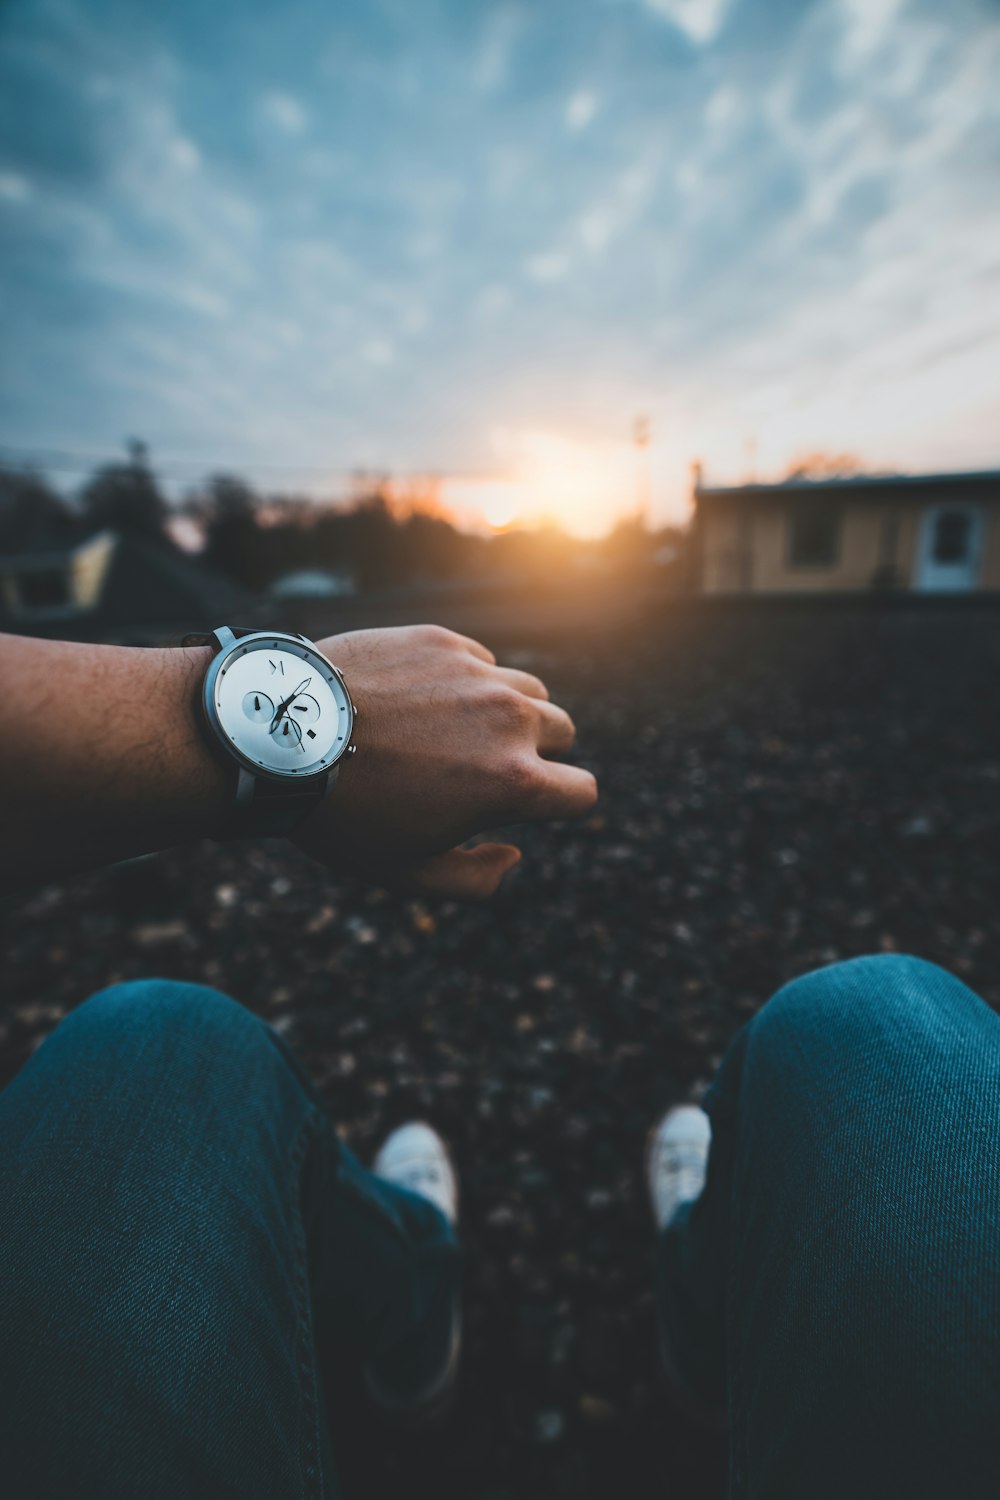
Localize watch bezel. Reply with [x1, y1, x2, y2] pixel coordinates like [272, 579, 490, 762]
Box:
[202, 630, 355, 783]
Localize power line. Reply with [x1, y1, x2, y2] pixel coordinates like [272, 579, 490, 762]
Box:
[0, 443, 507, 484]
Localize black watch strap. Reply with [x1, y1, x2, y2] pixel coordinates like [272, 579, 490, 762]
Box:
[216, 764, 332, 840]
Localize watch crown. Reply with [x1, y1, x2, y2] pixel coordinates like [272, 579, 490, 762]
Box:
[346, 743, 358, 756]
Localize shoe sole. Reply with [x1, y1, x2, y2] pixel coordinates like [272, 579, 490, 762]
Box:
[364, 1132, 462, 1427]
[364, 1294, 462, 1429]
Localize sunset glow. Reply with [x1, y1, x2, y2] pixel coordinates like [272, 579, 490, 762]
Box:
[472, 481, 523, 532]
[445, 430, 641, 537]
[2, 2, 999, 527]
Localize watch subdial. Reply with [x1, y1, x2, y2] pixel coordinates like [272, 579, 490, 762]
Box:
[288, 693, 321, 726]
[274, 716, 305, 750]
[242, 690, 275, 723]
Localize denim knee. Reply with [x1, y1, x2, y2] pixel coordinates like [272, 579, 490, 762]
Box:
[752, 953, 976, 1060]
[52, 978, 274, 1081]
[82, 975, 258, 1034]
[1, 978, 329, 1499]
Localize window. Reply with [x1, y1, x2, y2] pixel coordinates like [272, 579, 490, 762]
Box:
[932, 510, 971, 565]
[15, 568, 71, 611]
[788, 505, 840, 569]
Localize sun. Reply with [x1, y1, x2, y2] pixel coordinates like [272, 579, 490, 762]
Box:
[496, 428, 635, 536]
[441, 426, 645, 537]
[478, 482, 523, 531]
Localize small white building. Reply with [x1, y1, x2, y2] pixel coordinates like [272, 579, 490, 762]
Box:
[269, 568, 356, 601]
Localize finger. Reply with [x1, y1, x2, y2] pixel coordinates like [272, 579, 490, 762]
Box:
[493, 666, 550, 700]
[410, 842, 522, 900]
[534, 699, 576, 755]
[513, 760, 598, 822]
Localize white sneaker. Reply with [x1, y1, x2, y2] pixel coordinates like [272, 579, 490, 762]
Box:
[646, 1104, 711, 1231]
[367, 1121, 461, 1423]
[646, 1104, 726, 1429]
[373, 1121, 458, 1226]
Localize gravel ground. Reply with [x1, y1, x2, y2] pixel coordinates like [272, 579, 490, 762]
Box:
[4, 603, 1000, 1498]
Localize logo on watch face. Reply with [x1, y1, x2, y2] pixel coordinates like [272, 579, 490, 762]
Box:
[211, 638, 351, 777]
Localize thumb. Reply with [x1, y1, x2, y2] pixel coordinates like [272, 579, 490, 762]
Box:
[411, 842, 522, 901]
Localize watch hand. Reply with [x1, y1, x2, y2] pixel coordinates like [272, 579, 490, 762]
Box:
[269, 677, 311, 733]
[278, 717, 306, 750]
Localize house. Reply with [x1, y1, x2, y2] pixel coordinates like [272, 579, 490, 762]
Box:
[0, 529, 254, 641]
[694, 469, 1000, 596]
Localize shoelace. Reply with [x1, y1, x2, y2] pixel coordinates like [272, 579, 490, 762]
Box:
[397, 1163, 443, 1193]
[657, 1147, 705, 1206]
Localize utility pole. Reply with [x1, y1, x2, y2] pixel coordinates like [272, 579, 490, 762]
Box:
[633, 414, 651, 527]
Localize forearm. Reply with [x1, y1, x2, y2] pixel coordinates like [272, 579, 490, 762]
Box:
[0, 634, 224, 892]
[0, 623, 597, 902]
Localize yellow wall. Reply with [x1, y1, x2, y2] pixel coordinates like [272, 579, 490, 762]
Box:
[700, 497, 1000, 594]
[700, 507, 750, 592]
[71, 531, 117, 609]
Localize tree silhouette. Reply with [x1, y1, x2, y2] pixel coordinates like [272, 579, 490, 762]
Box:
[79, 440, 168, 540]
[783, 452, 863, 482]
[198, 473, 264, 585]
[0, 468, 76, 552]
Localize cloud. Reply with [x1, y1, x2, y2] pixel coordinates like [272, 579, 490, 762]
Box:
[168, 135, 200, 171]
[360, 338, 396, 368]
[0, 171, 32, 202]
[642, 0, 731, 45]
[259, 90, 308, 136]
[566, 90, 598, 131]
[578, 157, 654, 253]
[471, 6, 523, 93]
[839, 0, 906, 60]
[524, 251, 572, 283]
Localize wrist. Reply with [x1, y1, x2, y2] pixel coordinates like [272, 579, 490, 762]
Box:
[157, 644, 229, 834]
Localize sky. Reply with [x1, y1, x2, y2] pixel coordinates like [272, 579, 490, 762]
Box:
[1, 0, 999, 534]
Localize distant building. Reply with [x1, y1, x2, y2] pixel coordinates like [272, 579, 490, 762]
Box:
[269, 567, 356, 601]
[0, 529, 252, 640]
[695, 470, 1000, 595]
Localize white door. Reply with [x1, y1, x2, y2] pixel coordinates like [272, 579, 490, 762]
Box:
[915, 504, 984, 592]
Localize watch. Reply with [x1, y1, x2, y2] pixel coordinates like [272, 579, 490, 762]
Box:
[190, 626, 357, 839]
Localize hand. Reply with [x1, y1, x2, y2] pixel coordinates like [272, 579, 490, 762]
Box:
[293, 624, 597, 900]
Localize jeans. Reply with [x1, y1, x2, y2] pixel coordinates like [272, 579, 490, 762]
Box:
[1, 958, 998, 1498]
[0, 980, 459, 1500]
[658, 954, 1000, 1498]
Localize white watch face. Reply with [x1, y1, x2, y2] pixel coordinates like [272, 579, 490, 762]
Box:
[209, 635, 353, 779]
